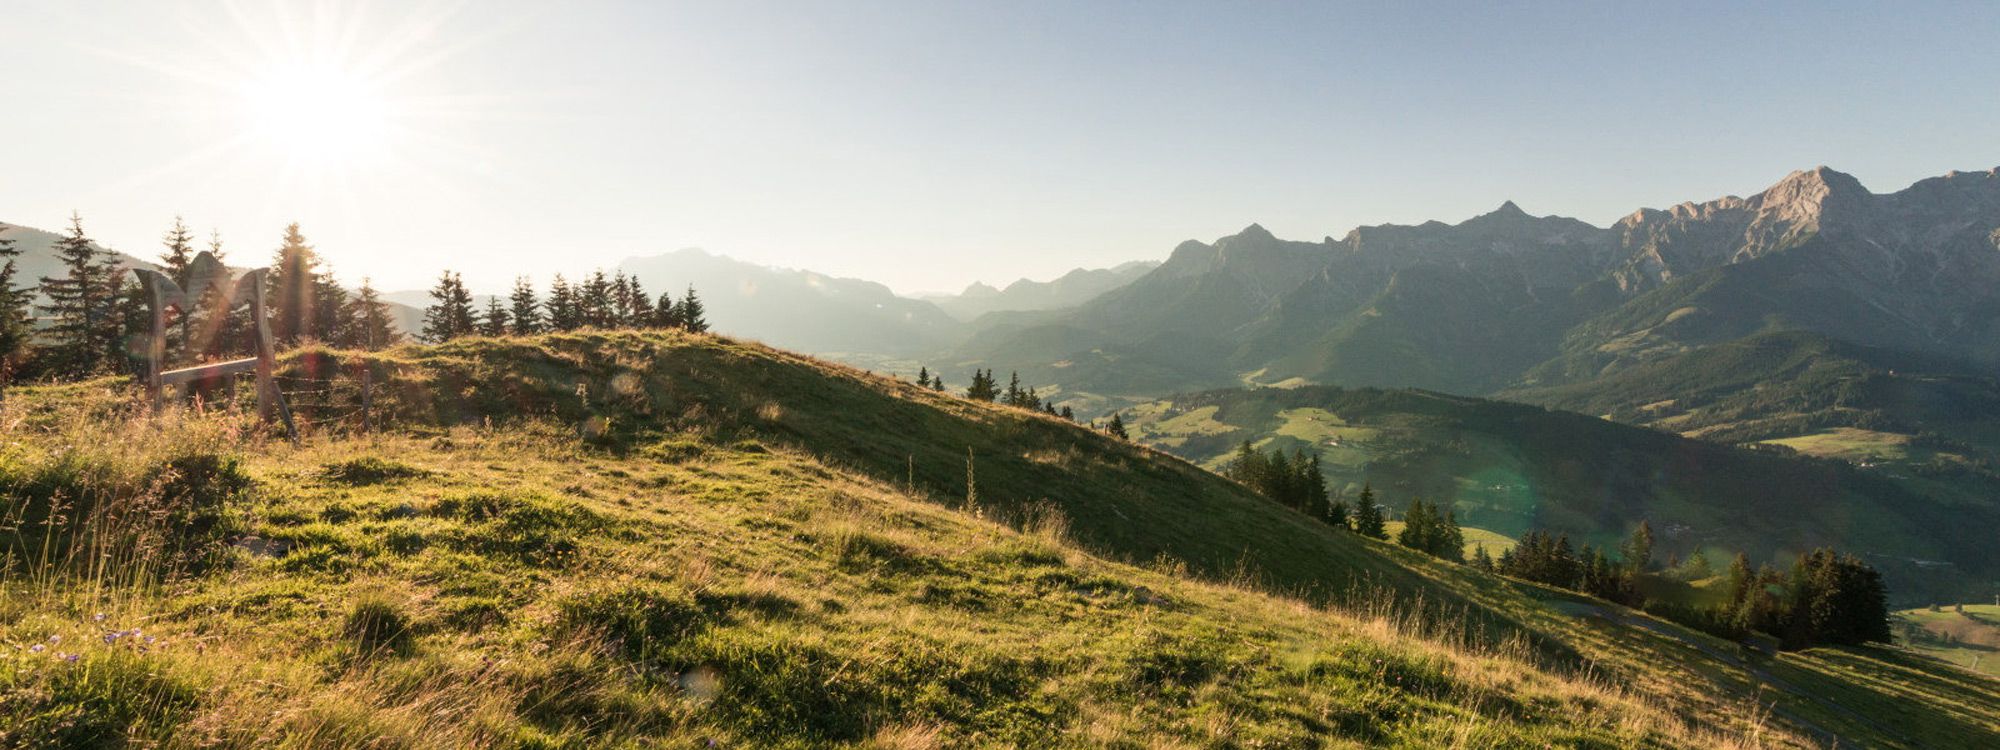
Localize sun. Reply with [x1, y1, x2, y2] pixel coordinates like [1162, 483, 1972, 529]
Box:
[240, 63, 393, 167]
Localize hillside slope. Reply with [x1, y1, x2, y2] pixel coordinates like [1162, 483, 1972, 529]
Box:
[2, 331, 1995, 747]
[1125, 385, 2000, 607]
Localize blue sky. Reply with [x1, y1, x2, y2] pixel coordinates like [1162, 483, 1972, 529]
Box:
[4, 1, 1996, 294]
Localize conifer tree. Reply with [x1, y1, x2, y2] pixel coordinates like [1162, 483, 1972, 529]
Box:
[930, 373, 945, 392]
[1472, 545, 1495, 571]
[0, 229, 30, 384]
[654, 291, 680, 329]
[156, 217, 198, 358]
[545, 275, 580, 331]
[480, 297, 509, 337]
[1353, 484, 1387, 539]
[1326, 497, 1351, 531]
[36, 213, 120, 377]
[508, 276, 542, 335]
[1106, 412, 1129, 440]
[580, 271, 613, 328]
[345, 278, 401, 350]
[110, 276, 151, 374]
[610, 272, 636, 327]
[1622, 520, 1656, 576]
[677, 285, 708, 333]
[421, 271, 477, 343]
[626, 277, 652, 327]
[267, 223, 321, 344]
[1003, 371, 1024, 406]
[966, 369, 999, 401]
[311, 261, 351, 345]
[1059, 405, 1074, 421]
[916, 366, 931, 389]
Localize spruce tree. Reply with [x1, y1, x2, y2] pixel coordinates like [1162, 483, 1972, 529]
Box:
[311, 262, 351, 345]
[421, 271, 477, 343]
[654, 291, 681, 329]
[610, 272, 636, 327]
[1622, 520, 1656, 576]
[1326, 497, 1351, 531]
[626, 277, 651, 327]
[916, 366, 931, 389]
[1106, 412, 1128, 440]
[267, 223, 321, 344]
[930, 374, 945, 392]
[580, 271, 613, 328]
[156, 217, 198, 358]
[346, 278, 401, 350]
[677, 286, 708, 333]
[36, 213, 120, 377]
[1353, 484, 1387, 539]
[545, 275, 579, 331]
[1472, 545, 1495, 571]
[1059, 405, 1074, 421]
[480, 297, 509, 337]
[0, 229, 30, 384]
[966, 369, 999, 401]
[508, 277, 542, 335]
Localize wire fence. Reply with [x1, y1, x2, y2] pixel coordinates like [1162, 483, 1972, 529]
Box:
[272, 358, 377, 437]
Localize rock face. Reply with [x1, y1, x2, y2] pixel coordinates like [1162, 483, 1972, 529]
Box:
[954, 165, 2000, 397]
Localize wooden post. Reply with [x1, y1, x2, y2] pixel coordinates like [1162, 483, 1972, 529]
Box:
[359, 363, 374, 434]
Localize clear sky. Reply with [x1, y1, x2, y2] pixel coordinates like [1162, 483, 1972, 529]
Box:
[5, 1, 1997, 294]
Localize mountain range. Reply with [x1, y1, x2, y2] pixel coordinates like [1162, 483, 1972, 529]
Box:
[950, 166, 2000, 403]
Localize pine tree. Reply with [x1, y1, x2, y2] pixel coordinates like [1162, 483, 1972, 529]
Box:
[966, 369, 999, 401]
[1003, 371, 1024, 406]
[154, 217, 198, 359]
[916, 367, 931, 389]
[346, 278, 401, 350]
[930, 374, 945, 392]
[1472, 545, 1495, 571]
[422, 271, 477, 343]
[480, 297, 509, 337]
[0, 228, 31, 384]
[1398, 498, 1437, 555]
[626, 277, 652, 328]
[611, 272, 636, 327]
[110, 276, 151, 375]
[507, 276, 542, 335]
[1438, 508, 1465, 563]
[677, 286, 708, 333]
[311, 262, 351, 345]
[1622, 520, 1655, 576]
[1326, 497, 1351, 531]
[1059, 405, 1074, 421]
[1106, 412, 1128, 440]
[36, 213, 120, 377]
[1353, 484, 1386, 539]
[580, 271, 613, 328]
[545, 275, 580, 331]
[654, 291, 681, 329]
[267, 223, 321, 344]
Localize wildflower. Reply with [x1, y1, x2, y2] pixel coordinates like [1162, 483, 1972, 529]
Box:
[29, 644, 44, 654]
[61, 653, 79, 663]
[92, 613, 107, 622]
[47, 635, 60, 644]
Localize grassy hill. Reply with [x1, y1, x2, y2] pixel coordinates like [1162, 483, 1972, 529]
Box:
[2, 331, 1996, 747]
[1896, 604, 2000, 679]
[1123, 384, 2000, 608]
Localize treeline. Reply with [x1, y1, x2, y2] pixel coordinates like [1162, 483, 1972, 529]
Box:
[418, 269, 707, 343]
[910, 365, 1135, 438]
[1485, 521, 1889, 649]
[0, 215, 404, 385]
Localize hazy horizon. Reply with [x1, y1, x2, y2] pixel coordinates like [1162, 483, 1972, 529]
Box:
[6, 0, 1997, 295]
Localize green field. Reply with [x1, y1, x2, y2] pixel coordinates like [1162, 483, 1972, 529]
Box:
[1896, 604, 2000, 678]
[3, 331, 1997, 747]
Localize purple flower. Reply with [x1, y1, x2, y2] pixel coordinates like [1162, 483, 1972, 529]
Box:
[61, 653, 79, 663]
[47, 635, 60, 644]
[28, 644, 44, 653]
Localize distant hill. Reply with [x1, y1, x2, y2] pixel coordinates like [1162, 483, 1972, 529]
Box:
[951, 166, 2000, 408]
[923, 261, 1157, 321]
[0, 220, 155, 297]
[1123, 384, 2000, 608]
